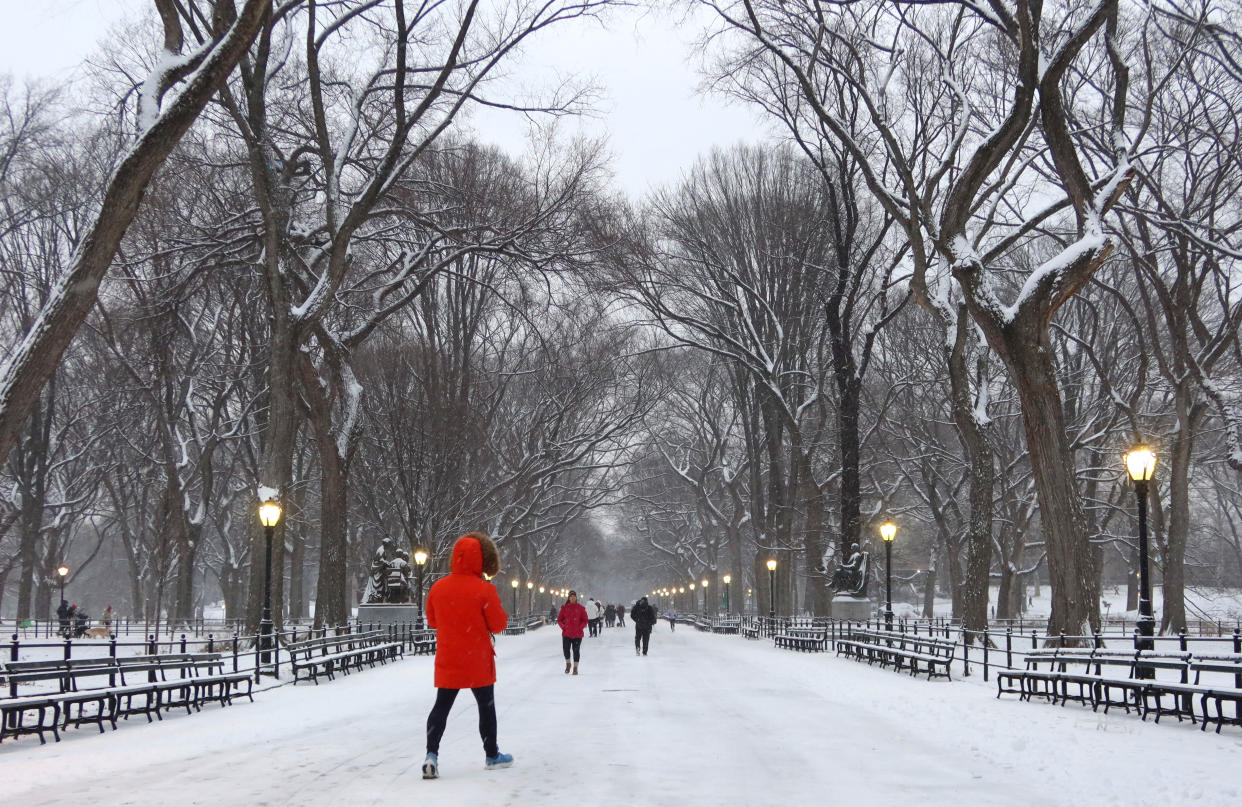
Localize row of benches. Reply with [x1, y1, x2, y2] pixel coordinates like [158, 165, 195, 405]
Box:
[0, 653, 253, 744]
[996, 648, 1242, 732]
[835, 629, 956, 680]
[284, 631, 408, 685]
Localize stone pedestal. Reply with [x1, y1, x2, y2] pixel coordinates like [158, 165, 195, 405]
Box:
[831, 596, 873, 622]
[356, 603, 421, 627]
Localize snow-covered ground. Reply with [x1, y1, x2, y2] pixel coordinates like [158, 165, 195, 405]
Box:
[3, 623, 1239, 806]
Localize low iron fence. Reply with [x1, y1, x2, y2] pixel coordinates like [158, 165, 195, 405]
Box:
[3, 620, 436, 691]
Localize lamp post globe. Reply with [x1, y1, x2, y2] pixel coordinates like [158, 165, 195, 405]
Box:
[258, 498, 282, 671]
[57, 565, 69, 607]
[1124, 445, 1157, 675]
[880, 521, 896, 630]
[413, 548, 428, 629]
[766, 559, 777, 620]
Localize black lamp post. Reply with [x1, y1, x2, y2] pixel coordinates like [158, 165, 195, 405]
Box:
[1125, 445, 1157, 677]
[701, 579, 709, 614]
[527, 581, 534, 616]
[766, 559, 777, 619]
[413, 548, 428, 628]
[723, 574, 731, 615]
[258, 499, 282, 669]
[510, 579, 519, 616]
[880, 521, 897, 630]
[57, 565, 69, 606]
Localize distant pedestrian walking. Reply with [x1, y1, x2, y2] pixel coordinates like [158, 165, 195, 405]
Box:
[667, 606, 676, 632]
[57, 600, 71, 637]
[605, 603, 616, 628]
[422, 532, 513, 779]
[101, 605, 113, 629]
[587, 598, 603, 637]
[631, 596, 657, 656]
[616, 604, 626, 627]
[558, 591, 589, 675]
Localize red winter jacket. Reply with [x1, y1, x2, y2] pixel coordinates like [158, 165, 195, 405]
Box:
[557, 600, 589, 639]
[425, 535, 508, 689]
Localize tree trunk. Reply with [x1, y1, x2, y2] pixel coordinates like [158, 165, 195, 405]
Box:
[246, 330, 298, 632]
[922, 544, 938, 618]
[947, 319, 995, 639]
[289, 527, 307, 621]
[1003, 338, 1100, 637]
[302, 353, 351, 630]
[836, 378, 863, 556]
[1161, 399, 1201, 633]
[799, 453, 831, 616]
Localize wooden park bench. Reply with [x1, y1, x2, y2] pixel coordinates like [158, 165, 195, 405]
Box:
[0, 653, 253, 744]
[711, 618, 741, 634]
[835, 629, 956, 680]
[996, 647, 1242, 732]
[740, 620, 761, 640]
[1139, 655, 1242, 731]
[409, 629, 437, 655]
[774, 626, 829, 652]
[284, 630, 403, 685]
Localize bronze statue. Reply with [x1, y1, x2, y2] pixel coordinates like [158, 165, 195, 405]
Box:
[829, 543, 870, 597]
[364, 538, 414, 604]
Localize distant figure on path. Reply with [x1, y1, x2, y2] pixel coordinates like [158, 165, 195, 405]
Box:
[631, 596, 658, 656]
[558, 591, 589, 675]
[586, 598, 603, 637]
[421, 532, 513, 779]
[616, 604, 626, 627]
[605, 603, 616, 628]
[101, 605, 113, 629]
[667, 605, 676, 632]
[57, 600, 71, 637]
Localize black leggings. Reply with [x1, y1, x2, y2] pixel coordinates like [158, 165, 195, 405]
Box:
[635, 627, 651, 654]
[562, 636, 582, 662]
[426, 685, 498, 758]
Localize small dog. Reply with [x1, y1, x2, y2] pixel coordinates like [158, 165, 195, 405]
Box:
[84, 626, 112, 639]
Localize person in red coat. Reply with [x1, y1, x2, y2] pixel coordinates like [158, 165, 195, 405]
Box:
[421, 532, 513, 778]
[557, 591, 589, 675]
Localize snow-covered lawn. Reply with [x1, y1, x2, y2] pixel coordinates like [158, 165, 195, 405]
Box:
[2, 624, 1239, 806]
[892, 585, 1242, 627]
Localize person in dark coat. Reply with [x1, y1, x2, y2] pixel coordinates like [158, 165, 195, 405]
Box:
[604, 603, 616, 628]
[557, 591, 589, 675]
[631, 596, 658, 656]
[57, 600, 71, 637]
[421, 532, 513, 778]
[616, 603, 626, 627]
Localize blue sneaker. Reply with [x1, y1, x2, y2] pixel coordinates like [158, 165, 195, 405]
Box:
[422, 753, 438, 779]
[484, 752, 514, 770]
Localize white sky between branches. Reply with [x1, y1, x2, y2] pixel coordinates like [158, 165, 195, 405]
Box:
[0, 0, 772, 199]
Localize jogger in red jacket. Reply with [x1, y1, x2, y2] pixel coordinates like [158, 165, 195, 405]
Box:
[557, 591, 589, 675]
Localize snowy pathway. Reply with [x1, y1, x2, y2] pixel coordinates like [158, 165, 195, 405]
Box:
[2, 624, 1240, 806]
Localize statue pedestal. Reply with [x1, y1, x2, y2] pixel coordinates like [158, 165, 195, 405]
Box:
[831, 595, 873, 622]
[356, 603, 421, 627]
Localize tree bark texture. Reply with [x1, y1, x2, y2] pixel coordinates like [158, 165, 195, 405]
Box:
[1005, 339, 1100, 636]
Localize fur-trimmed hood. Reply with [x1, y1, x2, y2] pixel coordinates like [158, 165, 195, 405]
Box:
[450, 531, 500, 579]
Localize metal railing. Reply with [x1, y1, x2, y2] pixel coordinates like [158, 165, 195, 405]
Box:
[4, 620, 437, 691]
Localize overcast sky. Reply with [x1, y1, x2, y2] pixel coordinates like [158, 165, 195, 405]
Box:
[0, 0, 773, 199]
